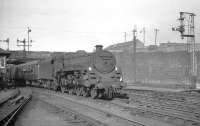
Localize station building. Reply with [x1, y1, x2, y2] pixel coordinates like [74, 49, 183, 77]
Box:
[0, 48, 10, 84]
[0, 48, 10, 69]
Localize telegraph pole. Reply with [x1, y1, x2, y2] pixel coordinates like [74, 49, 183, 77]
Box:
[154, 28, 159, 46]
[0, 38, 9, 50]
[172, 12, 196, 89]
[27, 27, 32, 53]
[140, 27, 146, 45]
[124, 32, 127, 42]
[133, 26, 137, 83]
[139, 27, 146, 45]
[143, 27, 146, 45]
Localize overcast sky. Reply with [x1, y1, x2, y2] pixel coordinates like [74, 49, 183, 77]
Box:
[0, 0, 200, 52]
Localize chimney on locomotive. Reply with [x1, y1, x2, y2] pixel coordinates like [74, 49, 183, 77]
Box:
[95, 45, 103, 52]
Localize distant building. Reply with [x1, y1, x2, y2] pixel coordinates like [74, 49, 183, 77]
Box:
[7, 51, 52, 65]
[107, 40, 200, 53]
[159, 42, 200, 52]
[106, 39, 144, 52]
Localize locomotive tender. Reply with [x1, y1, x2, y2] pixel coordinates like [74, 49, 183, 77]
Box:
[7, 45, 125, 99]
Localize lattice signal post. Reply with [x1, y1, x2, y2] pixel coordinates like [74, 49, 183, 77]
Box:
[17, 27, 34, 57]
[17, 38, 33, 57]
[172, 12, 197, 89]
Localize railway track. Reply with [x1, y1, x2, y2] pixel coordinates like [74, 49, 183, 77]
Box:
[124, 89, 200, 111]
[120, 89, 200, 126]
[127, 90, 200, 114]
[32, 87, 200, 126]
[34, 88, 173, 126]
[0, 89, 20, 106]
[111, 99, 200, 126]
[127, 93, 200, 115]
[0, 88, 32, 126]
[59, 92, 200, 126]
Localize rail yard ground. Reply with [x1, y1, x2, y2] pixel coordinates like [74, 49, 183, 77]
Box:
[1, 87, 197, 126]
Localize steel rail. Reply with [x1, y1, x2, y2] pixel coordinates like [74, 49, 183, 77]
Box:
[0, 89, 20, 106]
[39, 89, 172, 126]
[1, 95, 32, 126]
[110, 100, 200, 125]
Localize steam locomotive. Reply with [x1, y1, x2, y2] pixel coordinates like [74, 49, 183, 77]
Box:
[6, 45, 125, 99]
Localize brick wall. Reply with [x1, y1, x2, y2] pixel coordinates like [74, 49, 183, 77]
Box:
[114, 51, 199, 88]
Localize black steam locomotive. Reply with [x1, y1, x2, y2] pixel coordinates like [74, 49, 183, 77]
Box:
[6, 45, 125, 99]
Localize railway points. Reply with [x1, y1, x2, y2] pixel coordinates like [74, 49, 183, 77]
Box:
[0, 84, 200, 126]
[32, 87, 174, 126]
[0, 89, 19, 106]
[32, 86, 200, 126]
[0, 88, 32, 126]
[16, 96, 106, 126]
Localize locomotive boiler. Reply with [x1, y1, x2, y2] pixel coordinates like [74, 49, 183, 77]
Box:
[6, 45, 125, 99]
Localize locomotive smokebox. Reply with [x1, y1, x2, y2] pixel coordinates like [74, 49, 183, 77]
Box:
[95, 45, 103, 52]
